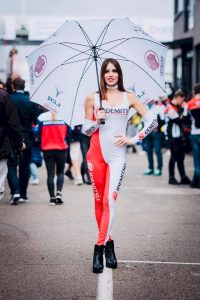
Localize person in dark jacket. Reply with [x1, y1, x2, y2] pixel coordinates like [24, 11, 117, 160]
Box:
[0, 89, 24, 201]
[7, 77, 40, 204]
[165, 90, 191, 185]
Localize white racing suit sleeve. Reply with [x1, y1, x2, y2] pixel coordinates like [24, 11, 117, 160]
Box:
[82, 119, 100, 136]
[130, 111, 158, 144]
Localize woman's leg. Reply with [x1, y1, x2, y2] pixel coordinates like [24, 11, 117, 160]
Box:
[87, 152, 107, 236]
[87, 148, 108, 273]
[97, 159, 126, 245]
[55, 150, 66, 193]
[43, 151, 56, 198]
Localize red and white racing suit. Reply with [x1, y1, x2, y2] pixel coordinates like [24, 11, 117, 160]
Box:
[86, 93, 128, 245]
[84, 92, 157, 245]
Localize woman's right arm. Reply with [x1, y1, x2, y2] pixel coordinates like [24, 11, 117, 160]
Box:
[82, 94, 105, 136]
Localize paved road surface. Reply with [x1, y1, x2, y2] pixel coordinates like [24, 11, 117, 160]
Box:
[0, 150, 200, 300]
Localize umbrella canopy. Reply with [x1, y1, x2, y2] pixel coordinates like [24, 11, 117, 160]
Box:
[27, 18, 168, 126]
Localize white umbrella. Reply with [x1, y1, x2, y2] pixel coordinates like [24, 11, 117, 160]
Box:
[26, 18, 168, 126]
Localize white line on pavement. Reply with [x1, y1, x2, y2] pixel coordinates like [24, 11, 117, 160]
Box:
[97, 259, 113, 300]
[121, 186, 200, 195]
[118, 260, 200, 266]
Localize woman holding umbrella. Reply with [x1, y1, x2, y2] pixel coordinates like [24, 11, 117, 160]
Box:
[83, 58, 158, 273]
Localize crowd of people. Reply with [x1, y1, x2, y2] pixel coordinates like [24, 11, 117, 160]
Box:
[128, 85, 200, 188]
[0, 76, 200, 207]
[0, 77, 93, 205]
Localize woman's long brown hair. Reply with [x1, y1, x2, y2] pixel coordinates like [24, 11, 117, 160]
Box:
[100, 58, 126, 100]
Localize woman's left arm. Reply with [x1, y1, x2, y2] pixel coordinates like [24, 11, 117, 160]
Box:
[115, 93, 158, 146]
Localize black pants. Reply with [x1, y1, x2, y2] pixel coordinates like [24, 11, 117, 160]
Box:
[169, 138, 186, 178]
[43, 150, 66, 198]
[7, 148, 32, 198]
[80, 135, 91, 182]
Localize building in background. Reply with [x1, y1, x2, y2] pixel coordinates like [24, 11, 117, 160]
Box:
[168, 0, 200, 96]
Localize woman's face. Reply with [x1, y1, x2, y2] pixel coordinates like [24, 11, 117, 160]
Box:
[104, 62, 119, 87]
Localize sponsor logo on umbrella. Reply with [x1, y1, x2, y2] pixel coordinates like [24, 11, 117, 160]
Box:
[128, 83, 146, 100]
[47, 95, 61, 107]
[130, 25, 150, 37]
[34, 55, 47, 77]
[55, 86, 64, 97]
[46, 86, 63, 109]
[160, 56, 165, 76]
[30, 65, 34, 85]
[145, 51, 159, 71]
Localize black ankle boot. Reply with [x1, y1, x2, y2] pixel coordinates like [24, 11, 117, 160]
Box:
[105, 240, 117, 269]
[93, 244, 104, 273]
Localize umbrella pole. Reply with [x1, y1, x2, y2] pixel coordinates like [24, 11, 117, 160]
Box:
[93, 46, 105, 124]
[93, 48, 102, 107]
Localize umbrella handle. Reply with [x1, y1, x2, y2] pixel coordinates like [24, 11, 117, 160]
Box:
[93, 48, 105, 124]
[99, 107, 105, 125]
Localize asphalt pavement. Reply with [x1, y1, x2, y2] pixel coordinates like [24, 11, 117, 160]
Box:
[0, 149, 200, 300]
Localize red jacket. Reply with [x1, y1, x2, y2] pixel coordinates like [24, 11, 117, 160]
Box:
[38, 112, 68, 151]
[187, 97, 200, 135]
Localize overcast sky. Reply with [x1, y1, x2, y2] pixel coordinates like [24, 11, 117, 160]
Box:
[0, 0, 174, 83]
[0, 0, 173, 21]
[0, 0, 174, 42]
